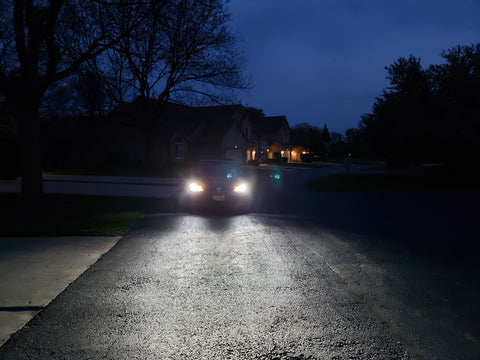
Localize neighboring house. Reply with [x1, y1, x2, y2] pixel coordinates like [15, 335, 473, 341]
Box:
[95, 97, 255, 169]
[252, 115, 312, 163]
[253, 115, 299, 162]
[94, 97, 314, 169]
[185, 105, 255, 164]
[97, 99, 199, 167]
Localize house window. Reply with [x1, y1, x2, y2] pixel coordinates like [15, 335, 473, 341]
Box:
[174, 138, 184, 159]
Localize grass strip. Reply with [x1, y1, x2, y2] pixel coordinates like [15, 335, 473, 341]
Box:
[0, 194, 161, 236]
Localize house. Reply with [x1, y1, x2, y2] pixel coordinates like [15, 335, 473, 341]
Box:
[251, 115, 309, 162]
[93, 97, 315, 170]
[183, 104, 255, 164]
[94, 97, 256, 169]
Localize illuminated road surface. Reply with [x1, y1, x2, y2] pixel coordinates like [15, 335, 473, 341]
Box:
[1, 211, 479, 359]
[0, 214, 410, 359]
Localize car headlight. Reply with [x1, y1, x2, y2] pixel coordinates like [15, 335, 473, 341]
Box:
[233, 183, 247, 193]
[189, 182, 204, 192]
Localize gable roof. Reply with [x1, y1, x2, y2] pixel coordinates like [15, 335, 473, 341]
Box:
[253, 115, 290, 143]
[254, 116, 289, 132]
[107, 97, 247, 144]
[186, 105, 245, 144]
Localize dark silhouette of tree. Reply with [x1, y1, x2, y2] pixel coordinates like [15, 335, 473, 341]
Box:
[428, 44, 480, 174]
[72, 70, 108, 118]
[290, 123, 310, 146]
[290, 123, 328, 157]
[322, 123, 331, 143]
[157, 0, 251, 104]
[359, 55, 434, 165]
[96, 0, 250, 105]
[328, 131, 348, 158]
[0, 1, 164, 197]
[343, 127, 370, 157]
[356, 43, 480, 178]
[244, 106, 265, 120]
[91, 0, 250, 172]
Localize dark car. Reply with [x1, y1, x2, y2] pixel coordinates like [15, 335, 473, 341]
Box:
[181, 159, 253, 212]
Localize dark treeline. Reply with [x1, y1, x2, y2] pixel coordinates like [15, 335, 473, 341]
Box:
[290, 123, 331, 158]
[344, 43, 480, 178]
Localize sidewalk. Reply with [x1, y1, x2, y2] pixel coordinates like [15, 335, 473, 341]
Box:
[0, 236, 121, 346]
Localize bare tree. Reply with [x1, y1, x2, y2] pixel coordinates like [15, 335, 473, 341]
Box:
[99, 0, 250, 105]
[89, 0, 250, 172]
[158, 0, 251, 104]
[0, 0, 165, 197]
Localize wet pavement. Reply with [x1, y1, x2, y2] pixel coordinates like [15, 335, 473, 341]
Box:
[1, 212, 478, 359]
[0, 215, 414, 359]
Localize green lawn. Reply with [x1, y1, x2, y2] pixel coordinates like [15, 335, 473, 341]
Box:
[0, 194, 161, 236]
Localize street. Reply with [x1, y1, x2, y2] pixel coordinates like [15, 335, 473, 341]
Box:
[0, 165, 479, 359]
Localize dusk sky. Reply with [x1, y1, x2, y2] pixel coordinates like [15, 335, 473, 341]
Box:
[227, 0, 480, 134]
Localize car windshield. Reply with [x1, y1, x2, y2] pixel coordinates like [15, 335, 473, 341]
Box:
[194, 161, 240, 178]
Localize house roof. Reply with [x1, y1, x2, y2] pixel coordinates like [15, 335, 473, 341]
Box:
[158, 102, 202, 140]
[254, 116, 289, 132]
[108, 97, 164, 129]
[108, 97, 246, 144]
[186, 105, 244, 144]
[253, 115, 290, 143]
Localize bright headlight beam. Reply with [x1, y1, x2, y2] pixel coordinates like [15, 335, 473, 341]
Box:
[189, 182, 204, 192]
[234, 183, 247, 193]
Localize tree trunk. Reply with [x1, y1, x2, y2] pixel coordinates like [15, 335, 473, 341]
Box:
[17, 103, 44, 198]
